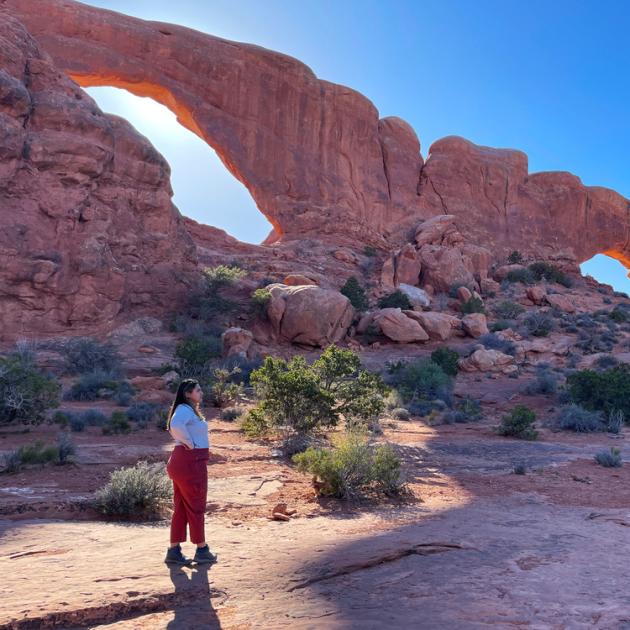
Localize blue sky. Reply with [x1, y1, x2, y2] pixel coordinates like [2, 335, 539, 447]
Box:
[84, 0, 630, 292]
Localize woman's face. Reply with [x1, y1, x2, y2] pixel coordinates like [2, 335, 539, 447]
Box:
[186, 384, 203, 405]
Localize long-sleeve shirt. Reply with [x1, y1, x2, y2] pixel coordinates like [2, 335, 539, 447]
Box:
[168, 404, 209, 449]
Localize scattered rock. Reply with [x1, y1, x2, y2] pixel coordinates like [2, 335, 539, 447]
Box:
[403, 311, 460, 341]
[458, 348, 517, 374]
[221, 327, 254, 357]
[397, 283, 431, 309]
[462, 313, 489, 338]
[373, 308, 429, 343]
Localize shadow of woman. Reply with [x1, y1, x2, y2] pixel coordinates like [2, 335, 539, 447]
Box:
[167, 564, 222, 629]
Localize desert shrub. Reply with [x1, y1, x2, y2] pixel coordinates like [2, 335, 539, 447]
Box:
[95, 461, 172, 517]
[523, 365, 559, 395]
[292, 431, 403, 499]
[52, 410, 70, 428]
[69, 415, 86, 432]
[387, 358, 452, 404]
[251, 288, 272, 318]
[498, 405, 538, 440]
[555, 404, 606, 432]
[566, 364, 630, 417]
[609, 307, 628, 323]
[607, 409, 625, 434]
[94, 461, 172, 518]
[377, 290, 412, 310]
[247, 345, 387, 444]
[2, 441, 59, 473]
[490, 320, 512, 332]
[461, 297, 485, 314]
[528, 261, 573, 287]
[595, 447, 622, 468]
[191, 264, 247, 318]
[361, 323, 382, 344]
[56, 432, 75, 463]
[479, 332, 517, 356]
[220, 355, 264, 386]
[443, 397, 483, 424]
[507, 250, 524, 264]
[512, 463, 527, 475]
[63, 371, 134, 402]
[521, 311, 554, 337]
[493, 300, 525, 319]
[363, 245, 378, 257]
[221, 407, 242, 421]
[126, 402, 158, 427]
[113, 390, 133, 406]
[430, 347, 460, 377]
[340, 276, 369, 311]
[209, 367, 244, 407]
[0, 351, 60, 424]
[506, 268, 536, 284]
[391, 407, 411, 421]
[103, 411, 132, 435]
[61, 337, 122, 376]
[594, 354, 619, 370]
[175, 335, 222, 367]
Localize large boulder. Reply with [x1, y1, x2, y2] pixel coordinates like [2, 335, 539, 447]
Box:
[545, 293, 576, 313]
[403, 310, 460, 341]
[266, 284, 354, 347]
[398, 283, 431, 309]
[458, 348, 517, 374]
[221, 327, 253, 357]
[373, 308, 429, 343]
[394, 244, 422, 286]
[418, 245, 477, 293]
[414, 215, 457, 247]
[461, 313, 489, 338]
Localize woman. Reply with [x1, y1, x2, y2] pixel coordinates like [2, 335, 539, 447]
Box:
[164, 378, 216, 566]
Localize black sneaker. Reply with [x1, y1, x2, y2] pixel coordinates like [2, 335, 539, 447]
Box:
[164, 544, 193, 566]
[193, 544, 217, 565]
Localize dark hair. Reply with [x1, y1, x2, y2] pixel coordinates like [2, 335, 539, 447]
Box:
[166, 379, 204, 429]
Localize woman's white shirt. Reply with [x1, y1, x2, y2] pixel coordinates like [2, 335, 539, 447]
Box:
[168, 404, 209, 449]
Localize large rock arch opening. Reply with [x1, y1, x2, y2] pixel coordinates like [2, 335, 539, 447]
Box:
[85, 85, 273, 244]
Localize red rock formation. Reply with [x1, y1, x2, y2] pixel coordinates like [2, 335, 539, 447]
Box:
[2, 0, 630, 342]
[5, 0, 628, 269]
[0, 14, 197, 339]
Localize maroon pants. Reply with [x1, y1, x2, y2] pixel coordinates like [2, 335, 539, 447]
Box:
[166, 445, 209, 544]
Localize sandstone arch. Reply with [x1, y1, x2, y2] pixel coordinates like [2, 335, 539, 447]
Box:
[3, 0, 630, 268]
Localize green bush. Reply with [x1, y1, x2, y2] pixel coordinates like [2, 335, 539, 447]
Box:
[61, 337, 122, 376]
[103, 411, 132, 435]
[490, 320, 512, 332]
[493, 300, 525, 319]
[251, 288, 272, 318]
[175, 335, 222, 367]
[566, 364, 630, 417]
[444, 397, 483, 424]
[363, 245, 377, 257]
[292, 431, 403, 499]
[498, 405, 538, 440]
[528, 262, 573, 288]
[507, 250, 524, 264]
[460, 297, 485, 314]
[479, 333, 517, 356]
[340, 276, 369, 311]
[555, 404, 606, 433]
[94, 461, 172, 518]
[203, 264, 246, 289]
[57, 432, 75, 464]
[388, 358, 452, 403]
[377, 290, 412, 310]
[247, 345, 387, 443]
[52, 411, 70, 428]
[64, 371, 134, 402]
[522, 311, 554, 337]
[609, 307, 628, 323]
[126, 402, 158, 427]
[210, 367, 244, 407]
[0, 352, 60, 424]
[595, 447, 622, 468]
[2, 440, 60, 473]
[506, 268, 536, 284]
[430, 347, 460, 377]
